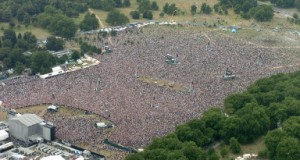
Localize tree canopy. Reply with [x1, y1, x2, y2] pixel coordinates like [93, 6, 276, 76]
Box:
[105, 10, 129, 26]
[126, 70, 300, 160]
[79, 13, 99, 31]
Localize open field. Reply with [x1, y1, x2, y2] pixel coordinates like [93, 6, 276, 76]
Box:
[215, 137, 265, 160]
[0, 22, 51, 39]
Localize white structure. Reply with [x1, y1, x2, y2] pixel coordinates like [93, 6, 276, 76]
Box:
[0, 130, 9, 141]
[8, 114, 55, 143]
[48, 105, 58, 112]
[41, 155, 65, 160]
[95, 122, 106, 128]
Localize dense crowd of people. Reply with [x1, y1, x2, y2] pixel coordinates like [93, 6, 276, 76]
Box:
[1, 26, 299, 156]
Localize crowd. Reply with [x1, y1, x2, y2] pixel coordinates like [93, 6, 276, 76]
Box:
[1, 26, 299, 155]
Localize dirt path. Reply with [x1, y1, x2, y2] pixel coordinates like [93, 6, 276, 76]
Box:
[88, 8, 113, 46]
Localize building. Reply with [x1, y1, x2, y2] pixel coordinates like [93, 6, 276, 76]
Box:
[8, 114, 55, 143]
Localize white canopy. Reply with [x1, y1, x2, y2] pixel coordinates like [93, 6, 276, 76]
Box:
[76, 156, 84, 160]
[41, 155, 65, 160]
[48, 105, 58, 110]
[96, 122, 106, 128]
[0, 130, 9, 141]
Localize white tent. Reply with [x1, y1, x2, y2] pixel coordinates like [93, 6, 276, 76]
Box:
[0, 130, 9, 141]
[76, 156, 84, 160]
[41, 155, 65, 160]
[95, 122, 106, 128]
[48, 105, 58, 111]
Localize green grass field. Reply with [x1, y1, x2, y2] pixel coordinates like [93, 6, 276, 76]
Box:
[0, 22, 51, 39]
[215, 137, 265, 160]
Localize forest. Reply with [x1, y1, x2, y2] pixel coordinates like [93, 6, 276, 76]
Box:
[125, 71, 300, 160]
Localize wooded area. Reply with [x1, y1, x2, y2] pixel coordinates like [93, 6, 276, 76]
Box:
[126, 71, 300, 160]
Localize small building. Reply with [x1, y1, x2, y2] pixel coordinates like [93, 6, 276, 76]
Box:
[8, 114, 55, 143]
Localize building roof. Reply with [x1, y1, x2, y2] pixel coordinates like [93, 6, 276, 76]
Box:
[11, 114, 44, 127]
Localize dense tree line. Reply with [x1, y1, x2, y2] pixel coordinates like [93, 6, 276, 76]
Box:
[216, 0, 274, 21]
[79, 13, 99, 31]
[36, 6, 77, 38]
[88, 0, 131, 10]
[0, 0, 133, 38]
[271, 0, 300, 8]
[128, 0, 158, 20]
[0, 29, 37, 73]
[0, 0, 132, 23]
[163, 3, 180, 15]
[126, 70, 300, 160]
[0, 28, 96, 75]
[105, 10, 129, 26]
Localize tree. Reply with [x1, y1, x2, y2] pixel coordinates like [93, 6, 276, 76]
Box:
[16, 8, 26, 22]
[53, 17, 77, 38]
[37, 12, 77, 38]
[147, 137, 183, 150]
[23, 32, 37, 49]
[265, 129, 288, 159]
[114, 0, 123, 8]
[79, 13, 99, 31]
[271, 0, 295, 8]
[151, 1, 159, 10]
[235, 103, 270, 143]
[182, 142, 207, 160]
[191, 4, 197, 15]
[124, 0, 131, 7]
[224, 92, 256, 114]
[125, 153, 144, 160]
[201, 3, 212, 14]
[143, 148, 169, 160]
[159, 12, 164, 17]
[250, 5, 274, 22]
[229, 137, 241, 154]
[208, 149, 219, 160]
[14, 62, 25, 74]
[46, 36, 64, 51]
[202, 108, 226, 139]
[220, 116, 240, 143]
[276, 137, 300, 160]
[282, 116, 300, 140]
[130, 11, 140, 19]
[2, 29, 17, 46]
[167, 150, 188, 160]
[143, 10, 153, 19]
[163, 3, 179, 15]
[102, 0, 115, 11]
[138, 0, 151, 12]
[295, 0, 300, 9]
[30, 51, 57, 74]
[106, 10, 129, 26]
[71, 51, 81, 60]
[267, 103, 288, 129]
[220, 147, 229, 158]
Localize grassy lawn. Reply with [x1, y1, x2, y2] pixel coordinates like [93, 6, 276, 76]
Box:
[73, 12, 87, 25]
[0, 22, 50, 39]
[139, 76, 188, 92]
[0, 110, 7, 121]
[215, 137, 265, 160]
[17, 105, 48, 117]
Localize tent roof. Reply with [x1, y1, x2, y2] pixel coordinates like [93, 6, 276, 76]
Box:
[11, 114, 44, 127]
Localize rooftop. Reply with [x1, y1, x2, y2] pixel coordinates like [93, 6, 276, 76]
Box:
[10, 114, 44, 127]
